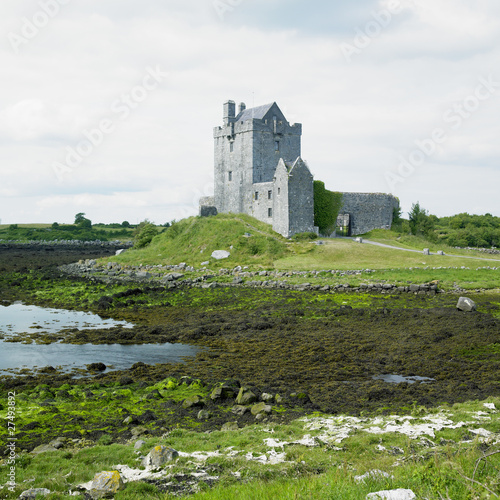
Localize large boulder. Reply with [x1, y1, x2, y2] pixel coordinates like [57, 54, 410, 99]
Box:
[211, 250, 230, 260]
[90, 471, 124, 498]
[457, 297, 477, 312]
[142, 445, 179, 468]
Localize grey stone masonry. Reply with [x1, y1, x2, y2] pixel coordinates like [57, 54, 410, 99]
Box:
[340, 192, 399, 236]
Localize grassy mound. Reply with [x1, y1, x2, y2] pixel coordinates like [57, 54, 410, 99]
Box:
[114, 214, 290, 268]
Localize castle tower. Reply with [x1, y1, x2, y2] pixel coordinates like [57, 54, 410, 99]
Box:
[213, 101, 302, 215]
[203, 100, 314, 237]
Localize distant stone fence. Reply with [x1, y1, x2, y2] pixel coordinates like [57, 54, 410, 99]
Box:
[0, 239, 132, 247]
[60, 261, 443, 295]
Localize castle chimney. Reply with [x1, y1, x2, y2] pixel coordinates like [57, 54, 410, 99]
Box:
[223, 100, 235, 125]
[239, 102, 246, 114]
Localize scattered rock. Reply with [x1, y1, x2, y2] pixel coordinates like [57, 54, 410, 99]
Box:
[201, 261, 210, 266]
[261, 393, 274, 402]
[142, 445, 179, 468]
[48, 437, 66, 449]
[389, 446, 404, 455]
[210, 386, 235, 401]
[197, 410, 210, 420]
[31, 444, 59, 455]
[437, 250, 445, 255]
[182, 395, 204, 409]
[355, 470, 394, 483]
[165, 272, 184, 281]
[236, 387, 257, 405]
[251, 402, 272, 416]
[86, 362, 106, 372]
[19, 488, 51, 499]
[231, 405, 249, 416]
[457, 297, 477, 312]
[145, 389, 162, 400]
[221, 421, 239, 431]
[118, 376, 134, 385]
[133, 440, 145, 449]
[366, 489, 416, 500]
[123, 415, 138, 425]
[131, 426, 149, 437]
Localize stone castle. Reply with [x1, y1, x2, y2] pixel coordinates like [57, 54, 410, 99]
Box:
[200, 100, 399, 237]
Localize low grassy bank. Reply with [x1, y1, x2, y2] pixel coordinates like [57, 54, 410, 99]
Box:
[103, 215, 500, 291]
[113, 214, 289, 268]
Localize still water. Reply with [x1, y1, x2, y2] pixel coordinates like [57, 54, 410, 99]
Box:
[373, 374, 435, 384]
[0, 303, 201, 374]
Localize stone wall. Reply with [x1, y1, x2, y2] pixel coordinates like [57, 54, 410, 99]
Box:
[250, 181, 274, 223]
[340, 193, 399, 235]
[287, 160, 315, 236]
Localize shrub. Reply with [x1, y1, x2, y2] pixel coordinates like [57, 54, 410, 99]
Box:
[313, 181, 343, 236]
[133, 221, 159, 248]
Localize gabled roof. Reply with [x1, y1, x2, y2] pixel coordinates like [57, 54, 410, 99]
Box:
[290, 157, 312, 175]
[235, 102, 287, 122]
[276, 157, 311, 175]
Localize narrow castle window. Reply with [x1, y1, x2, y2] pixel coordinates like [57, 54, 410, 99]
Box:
[268, 190, 272, 200]
[255, 192, 259, 201]
[278, 187, 281, 195]
[268, 208, 273, 218]
[230, 142, 234, 152]
[274, 141, 279, 151]
[228, 171, 232, 181]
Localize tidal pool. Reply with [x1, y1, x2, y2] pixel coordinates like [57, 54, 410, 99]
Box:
[373, 374, 435, 384]
[0, 303, 202, 374]
[0, 302, 134, 335]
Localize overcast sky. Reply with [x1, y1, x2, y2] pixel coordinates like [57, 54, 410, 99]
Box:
[1, 0, 499, 225]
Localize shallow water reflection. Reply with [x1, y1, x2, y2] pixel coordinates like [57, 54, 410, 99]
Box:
[373, 374, 435, 384]
[0, 302, 133, 335]
[0, 303, 201, 374]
